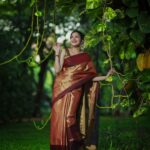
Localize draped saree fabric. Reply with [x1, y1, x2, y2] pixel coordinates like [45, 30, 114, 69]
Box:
[50, 52, 100, 150]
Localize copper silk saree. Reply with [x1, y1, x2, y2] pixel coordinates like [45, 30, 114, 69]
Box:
[50, 52, 100, 150]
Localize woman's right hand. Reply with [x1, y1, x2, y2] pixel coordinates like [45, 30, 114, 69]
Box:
[53, 43, 61, 55]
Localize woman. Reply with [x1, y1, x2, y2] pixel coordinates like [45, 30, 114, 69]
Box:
[50, 30, 114, 150]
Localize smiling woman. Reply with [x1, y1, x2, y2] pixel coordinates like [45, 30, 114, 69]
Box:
[70, 30, 84, 47]
[50, 30, 115, 150]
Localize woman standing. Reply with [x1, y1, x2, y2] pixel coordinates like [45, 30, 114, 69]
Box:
[50, 30, 114, 150]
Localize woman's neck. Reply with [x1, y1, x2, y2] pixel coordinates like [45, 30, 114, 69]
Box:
[70, 46, 81, 54]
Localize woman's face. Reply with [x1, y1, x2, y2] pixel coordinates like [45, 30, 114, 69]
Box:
[70, 32, 82, 47]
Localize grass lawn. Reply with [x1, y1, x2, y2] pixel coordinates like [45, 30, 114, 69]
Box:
[0, 115, 150, 150]
[99, 115, 150, 150]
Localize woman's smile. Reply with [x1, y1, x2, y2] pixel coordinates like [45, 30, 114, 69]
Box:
[70, 32, 82, 46]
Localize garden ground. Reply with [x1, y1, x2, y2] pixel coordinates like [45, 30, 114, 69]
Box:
[0, 116, 149, 150]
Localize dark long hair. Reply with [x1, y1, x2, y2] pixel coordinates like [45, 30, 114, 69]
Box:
[70, 30, 85, 41]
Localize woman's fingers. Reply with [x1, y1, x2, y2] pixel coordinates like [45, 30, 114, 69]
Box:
[112, 68, 116, 73]
[56, 43, 61, 46]
[108, 68, 116, 76]
[110, 68, 116, 74]
[53, 43, 62, 53]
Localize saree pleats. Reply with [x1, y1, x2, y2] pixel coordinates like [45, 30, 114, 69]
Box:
[50, 52, 100, 150]
[51, 87, 84, 149]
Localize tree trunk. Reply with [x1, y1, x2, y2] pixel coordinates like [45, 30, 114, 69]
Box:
[32, 41, 51, 117]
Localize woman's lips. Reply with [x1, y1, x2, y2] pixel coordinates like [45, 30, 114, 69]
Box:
[71, 41, 77, 44]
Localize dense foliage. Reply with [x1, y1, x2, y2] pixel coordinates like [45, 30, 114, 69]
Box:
[0, 0, 150, 122]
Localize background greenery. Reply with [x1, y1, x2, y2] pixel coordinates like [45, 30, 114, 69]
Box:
[0, 116, 150, 150]
[0, 0, 150, 149]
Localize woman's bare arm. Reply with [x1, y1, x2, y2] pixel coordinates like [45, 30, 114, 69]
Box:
[54, 49, 66, 74]
[59, 49, 66, 69]
[53, 43, 61, 74]
[92, 75, 108, 81]
[92, 68, 115, 81]
[54, 53, 61, 74]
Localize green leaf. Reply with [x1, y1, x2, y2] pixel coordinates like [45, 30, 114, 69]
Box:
[96, 23, 106, 32]
[115, 9, 125, 19]
[30, 0, 36, 7]
[122, 0, 138, 7]
[112, 75, 124, 90]
[119, 49, 125, 60]
[35, 11, 42, 17]
[117, 80, 124, 90]
[120, 99, 130, 107]
[142, 92, 150, 100]
[106, 76, 113, 82]
[125, 42, 136, 59]
[103, 59, 109, 64]
[103, 7, 117, 22]
[138, 11, 150, 33]
[84, 35, 100, 48]
[126, 8, 138, 18]
[86, 0, 101, 10]
[119, 32, 129, 41]
[130, 19, 137, 28]
[133, 107, 148, 118]
[130, 30, 145, 44]
[102, 43, 110, 52]
[106, 35, 112, 41]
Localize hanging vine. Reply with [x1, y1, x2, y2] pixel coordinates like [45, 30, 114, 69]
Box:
[0, 6, 35, 66]
[0, 0, 55, 66]
[84, 0, 133, 110]
[32, 0, 57, 130]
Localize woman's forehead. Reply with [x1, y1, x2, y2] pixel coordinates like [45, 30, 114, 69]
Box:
[71, 32, 80, 36]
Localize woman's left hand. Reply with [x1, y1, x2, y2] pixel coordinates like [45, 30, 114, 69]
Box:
[107, 68, 116, 76]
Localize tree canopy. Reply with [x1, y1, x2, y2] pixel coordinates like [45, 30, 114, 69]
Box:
[0, 0, 150, 123]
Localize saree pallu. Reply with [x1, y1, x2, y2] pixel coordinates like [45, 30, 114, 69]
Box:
[50, 52, 100, 150]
